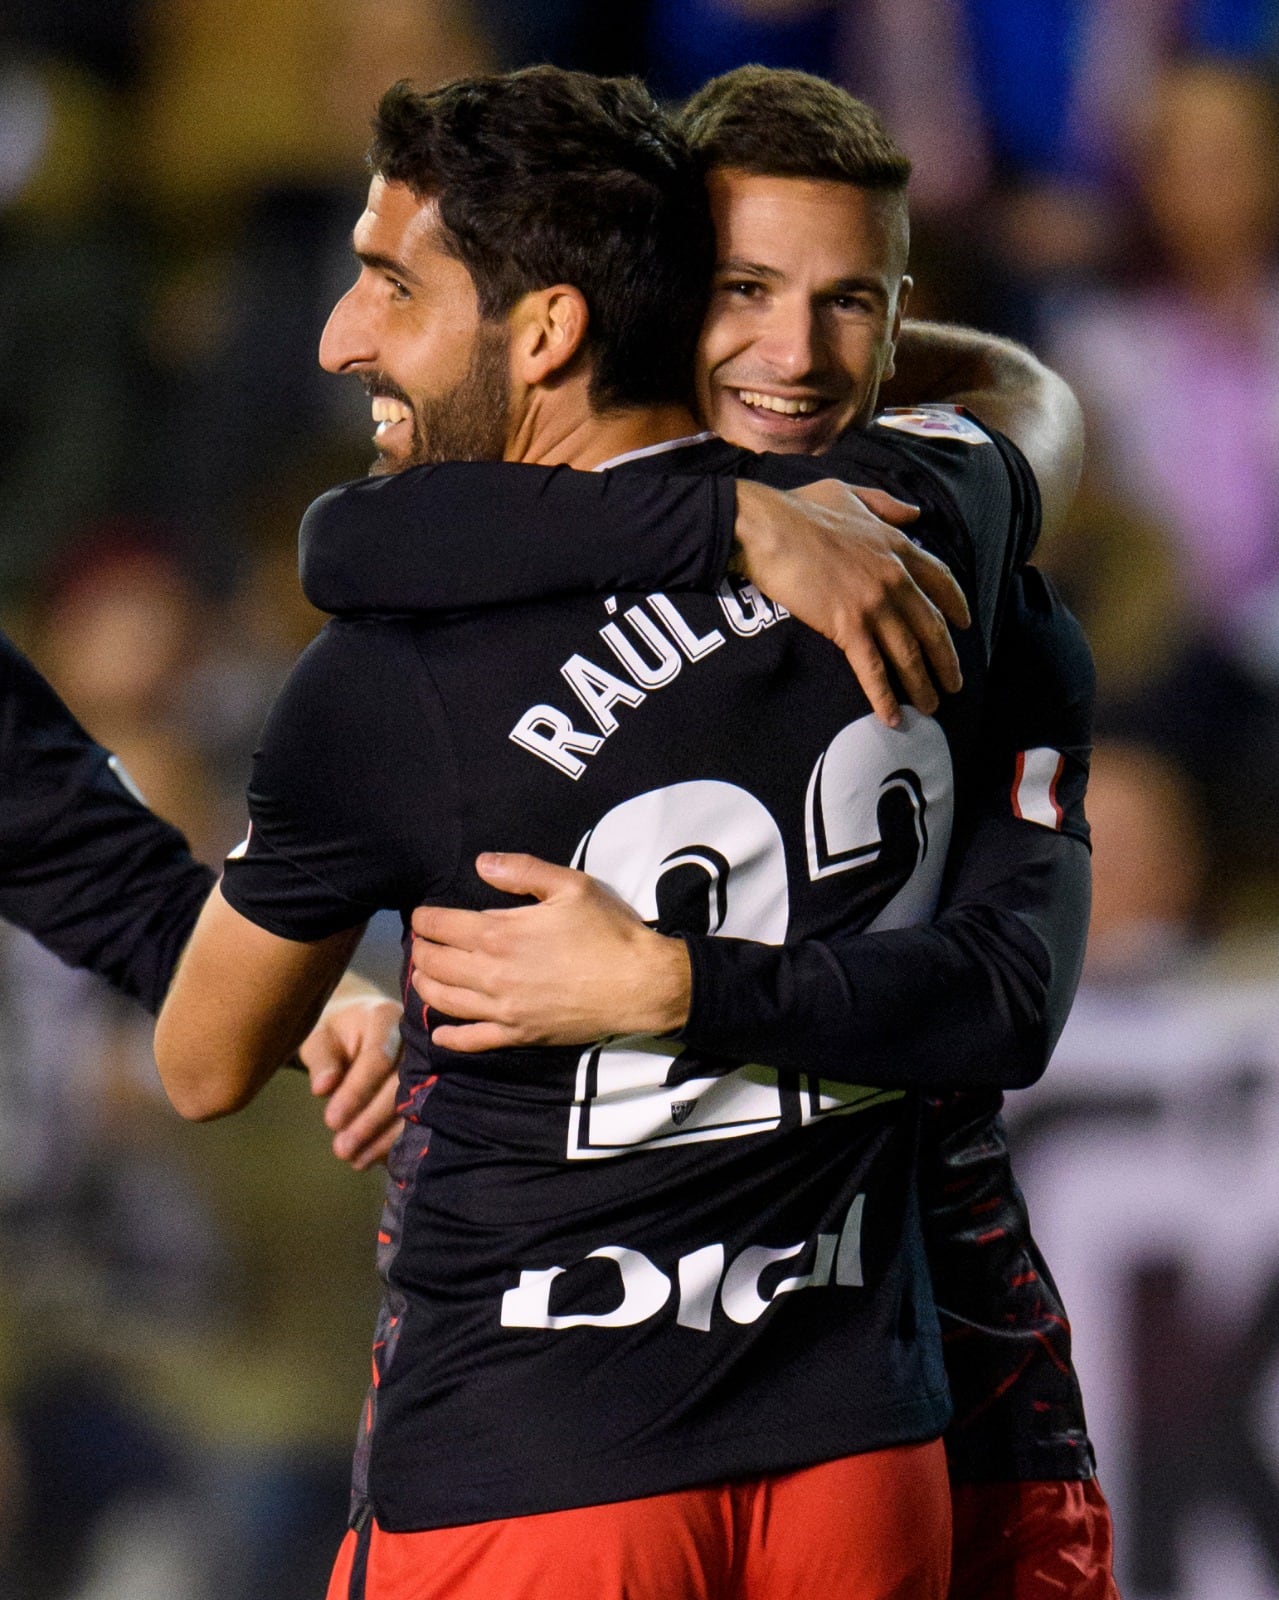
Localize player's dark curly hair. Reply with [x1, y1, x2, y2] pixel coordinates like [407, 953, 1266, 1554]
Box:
[369, 68, 713, 411]
[680, 65, 912, 191]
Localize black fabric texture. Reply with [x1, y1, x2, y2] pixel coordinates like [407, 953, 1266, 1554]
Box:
[226, 438, 1002, 1524]
[300, 460, 735, 615]
[284, 418, 1098, 1490]
[0, 631, 212, 1012]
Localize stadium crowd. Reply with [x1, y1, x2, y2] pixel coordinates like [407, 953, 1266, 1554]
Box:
[2, 2, 1279, 1597]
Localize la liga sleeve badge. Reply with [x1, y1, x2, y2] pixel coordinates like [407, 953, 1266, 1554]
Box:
[874, 405, 991, 444]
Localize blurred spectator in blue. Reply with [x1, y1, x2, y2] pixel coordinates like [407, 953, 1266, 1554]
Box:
[645, 0, 839, 99]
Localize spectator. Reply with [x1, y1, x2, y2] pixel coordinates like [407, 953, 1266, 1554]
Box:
[1047, 59, 1279, 651]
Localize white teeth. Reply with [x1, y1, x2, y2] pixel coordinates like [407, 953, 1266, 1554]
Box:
[736, 390, 821, 416]
[371, 396, 410, 428]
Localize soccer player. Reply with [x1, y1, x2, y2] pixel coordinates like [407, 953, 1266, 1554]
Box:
[298, 68, 1114, 1600]
[156, 67, 1088, 1600]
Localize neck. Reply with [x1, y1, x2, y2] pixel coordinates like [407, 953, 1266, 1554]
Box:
[506, 373, 701, 468]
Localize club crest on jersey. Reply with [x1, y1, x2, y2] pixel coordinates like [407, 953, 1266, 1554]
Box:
[875, 405, 990, 445]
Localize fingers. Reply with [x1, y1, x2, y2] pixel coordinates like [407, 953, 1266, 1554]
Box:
[897, 542, 971, 630]
[792, 479, 920, 528]
[474, 851, 578, 901]
[895, 587, 963, 696]
[841, 632, 903, 727]
[840, 583, 961, 723]
[429, 1020, 518, 1054]
[321, 1006, 402, 1130]
[341, 1119, 402, 1170]
[413, 970, 504, 1023]
[300, 1028, 344, 1098]
[871, 611, 943, 717]
[412, 937, 494, 997]
[410, 902, 489, 949]
[848, 486, 921, 526]
[411, 856, 583, 949]
[332, 1075, 403, 1170]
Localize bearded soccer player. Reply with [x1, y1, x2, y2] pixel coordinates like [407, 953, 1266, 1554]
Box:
[295, 69, 1116, 1600]
[152, 65, 1091, 1600]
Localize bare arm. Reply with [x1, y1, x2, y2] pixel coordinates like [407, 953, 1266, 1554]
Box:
[882, 321, 1084, 543]
[155, 884, 365, 1122]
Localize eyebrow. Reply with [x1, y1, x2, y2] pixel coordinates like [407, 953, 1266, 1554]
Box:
[353, 246, 423, 287]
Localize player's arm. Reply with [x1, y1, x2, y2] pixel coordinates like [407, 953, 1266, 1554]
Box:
[158, 618, 450, 1123]
[299, 464, 965, 726]
[880, 321, 1084, 543]
[412, 571, 1093, 1091]
[155, 885, 365, 1120]
[0, 634, 402, 1158]
[0, 632, 215, 1012]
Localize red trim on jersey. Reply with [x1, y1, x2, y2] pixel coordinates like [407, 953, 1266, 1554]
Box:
[1048, 755, 1064, 829]
[1011, 749, 1066, 830]
[1011, 750, 1027, 820]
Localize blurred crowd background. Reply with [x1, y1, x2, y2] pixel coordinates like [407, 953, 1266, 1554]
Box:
[2, 2, 1279, 1598]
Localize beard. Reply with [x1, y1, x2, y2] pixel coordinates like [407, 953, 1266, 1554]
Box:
[368, 323, 511, 476]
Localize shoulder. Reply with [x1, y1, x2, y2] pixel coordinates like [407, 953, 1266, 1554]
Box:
[274, 615, 425, 709]
[867, 405, 1041, 569]
[256, 617, 439, 787]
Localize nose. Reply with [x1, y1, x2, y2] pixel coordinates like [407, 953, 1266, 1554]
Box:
[319, 281, 375, 374]
[756, 298, 824, 383]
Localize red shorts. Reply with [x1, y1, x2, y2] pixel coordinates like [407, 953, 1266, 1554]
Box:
[948, 1478, 1120, 1600]
[328, 1440, 950, 1600]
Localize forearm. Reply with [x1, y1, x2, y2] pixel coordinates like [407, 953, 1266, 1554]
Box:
[677, 822, 1090, 1091]
[155, 886, 364, 1121]
[300, 463, 735, 613]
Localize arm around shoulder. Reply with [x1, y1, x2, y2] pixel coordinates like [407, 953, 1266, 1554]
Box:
[884, 320, 1084, 542]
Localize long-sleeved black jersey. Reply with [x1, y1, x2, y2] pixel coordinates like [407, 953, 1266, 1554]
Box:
[295, 410, 1096, 1482]
[0, 631, 213, 1013]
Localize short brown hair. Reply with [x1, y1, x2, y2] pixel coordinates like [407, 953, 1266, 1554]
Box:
[369, 69, 713, 410]
[679, 65, 911, 191]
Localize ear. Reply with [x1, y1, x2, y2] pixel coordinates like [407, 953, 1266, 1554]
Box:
[510, 285, 590, 386]
[883, 274, 912, 382]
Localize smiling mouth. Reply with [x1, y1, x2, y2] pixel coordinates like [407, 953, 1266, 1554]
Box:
[731, 389, 829, 418]
[371, 395, 412, 438]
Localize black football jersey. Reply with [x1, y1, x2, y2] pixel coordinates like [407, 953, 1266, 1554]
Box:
[294, 410, 1099, 1484]
[0, 631, 212, 1011]
[225, 428, 1049, 1529]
